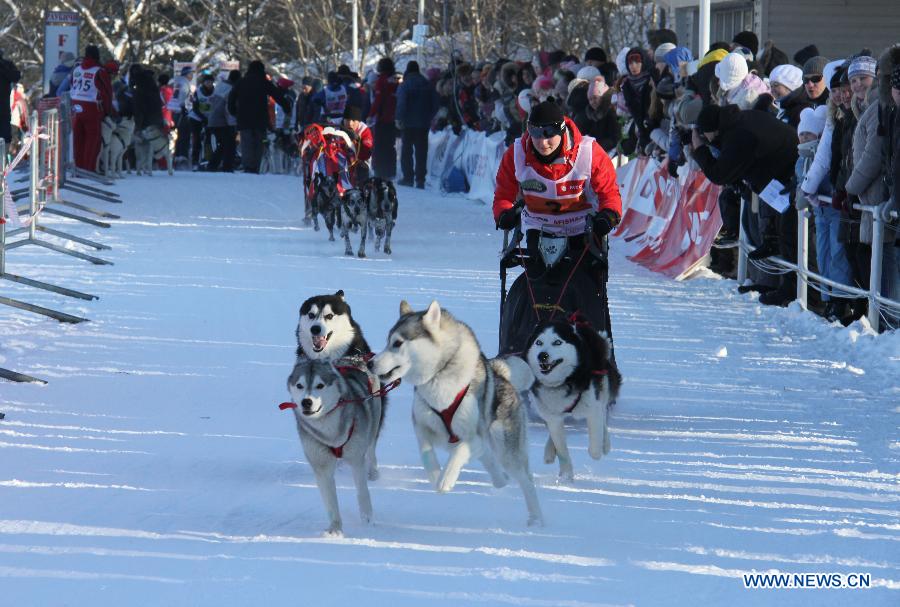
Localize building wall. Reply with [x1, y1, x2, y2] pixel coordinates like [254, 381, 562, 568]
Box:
[761, 0, 899, 62]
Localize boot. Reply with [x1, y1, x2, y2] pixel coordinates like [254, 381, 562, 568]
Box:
[748, 241, 778, 260]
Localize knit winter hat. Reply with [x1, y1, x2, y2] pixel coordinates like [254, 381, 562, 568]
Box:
[664, 47, 694, 76]
[528, 100, 565, 126]
[60, 52, 76, 67]
[584, 47, 607, 64]
[654, 43, 677, 64]
[715, 52, 749, 92]
[797, 105, 826, 136]
[732, 31, 759, 58]
[794, 45, 820, 67]
[697, 104, 723, 133]
[847, 55, 877, 80]
[698, 48, 729, 69]
[576, 65, 601, 81]
[343, 105, 362, 121]
[567, 78, 588, 96]
[822, 60, 845, 91]
[768, 64, 803, 91]
[802, 56, 829, 77]
[675, 93, 703, 126]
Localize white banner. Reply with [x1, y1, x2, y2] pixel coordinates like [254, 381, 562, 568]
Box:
[43, 12, 80, 95]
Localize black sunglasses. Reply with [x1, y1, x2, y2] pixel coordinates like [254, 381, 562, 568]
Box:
[803, 74, 823, 85]
[527, 122, 564, 139]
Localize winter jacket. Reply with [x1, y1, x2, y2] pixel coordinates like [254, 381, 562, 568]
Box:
[777, 86, 815, 127]
[845, 90, 886, 207]
[9, 86, 27, 131]
[368, 74, 398, 124]
[396, 72, 438, 129]
[207, 81, 233, 129]
[801, 99, 840, 195]
[493, 116, 622, 224]
[228, 65, 289, 131]
[70, 57, 114, 116]
[621, 50, 653, 148]
[49, 63, 73, 98]
[168, 75, 193, 113]
[692, 104, 799, 194]
[568, 85, 620, 153]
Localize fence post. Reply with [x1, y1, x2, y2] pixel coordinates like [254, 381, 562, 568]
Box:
[796, 208, 809, 309]
[736, 196, 748, 284]
[1, 138, 6, 275]
[867, 207, 884, 332]
[28, 110, 40, 241]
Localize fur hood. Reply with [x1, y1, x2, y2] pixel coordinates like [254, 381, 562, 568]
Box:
[878, 43, 900, 110]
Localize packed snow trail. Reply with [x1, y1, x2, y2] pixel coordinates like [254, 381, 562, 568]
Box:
[0, 172, 898, 606]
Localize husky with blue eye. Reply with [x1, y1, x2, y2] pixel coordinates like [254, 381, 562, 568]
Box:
[525, 317, 621, 482]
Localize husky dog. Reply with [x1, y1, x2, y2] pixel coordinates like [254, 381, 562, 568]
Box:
[362, 178, 398, 255]
[107, 117, 135, 178]
[525, 318, 621, 482]
[286, 358, 384, 536]
[338, 188, 369, 257]
[370, 300, 544, 526]
[311, 173, 339, 240]
[97, 116, 115, 175]
[296, 290, 371, 362]
[133, 125, 173, 176]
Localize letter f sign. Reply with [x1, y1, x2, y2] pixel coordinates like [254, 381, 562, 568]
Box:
[58, 34, 68, 46]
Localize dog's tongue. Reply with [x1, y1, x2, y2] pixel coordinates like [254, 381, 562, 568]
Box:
[312, 335, 328, 350]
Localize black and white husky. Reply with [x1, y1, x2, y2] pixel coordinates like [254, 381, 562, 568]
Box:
[311, 173, 339, 241]
[286, 358, 383, 537]
[295, 290, 370, 362]
[370, 300, 544, 526]
[524, 317, 621, 482]
[337, 188, 368, 257]
[362, 178, 398, 255]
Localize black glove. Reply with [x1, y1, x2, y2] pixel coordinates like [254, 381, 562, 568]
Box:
[592, 209, 619, 236]
[667, 159, 680, 178]
[497, 209, 520, 230]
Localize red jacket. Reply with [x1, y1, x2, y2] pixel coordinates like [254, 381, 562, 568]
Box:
[368, 74, 398, 124]
[351, 122, 373, 162]
[492, 116, 622, 222]
[78, 57, 115, 116]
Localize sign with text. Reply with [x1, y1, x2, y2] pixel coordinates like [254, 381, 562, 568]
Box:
[43, 11, 80, 94]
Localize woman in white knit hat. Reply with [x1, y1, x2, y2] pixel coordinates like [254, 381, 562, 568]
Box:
[714, 51, 769, 110]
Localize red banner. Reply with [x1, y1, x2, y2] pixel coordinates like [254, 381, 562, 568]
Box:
[614, 159, 723, 280]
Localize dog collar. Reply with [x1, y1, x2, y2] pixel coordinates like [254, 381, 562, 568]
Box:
[430, 385, 469, 444]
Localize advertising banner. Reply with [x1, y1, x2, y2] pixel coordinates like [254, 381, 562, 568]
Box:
[43, 11, 80, 95]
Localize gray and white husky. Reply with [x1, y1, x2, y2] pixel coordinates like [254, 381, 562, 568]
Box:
[362, 178, 398, 255]
[286, 358, 383, 537]
[525, 317, 621, 482]
[133, 125, 173, 176]
[370, 300, 544, 526]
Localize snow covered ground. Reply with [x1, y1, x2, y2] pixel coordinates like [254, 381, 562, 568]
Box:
[1, 171, 898, 606]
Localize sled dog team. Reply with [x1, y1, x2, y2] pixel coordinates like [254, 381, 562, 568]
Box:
[309, 174, 399, 258]
[96, 116, 174, 178]
[283, 290, 621, 536]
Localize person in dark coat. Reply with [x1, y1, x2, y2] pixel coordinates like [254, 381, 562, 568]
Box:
[367, 57, 399, 179]
[692, 104, 800, 305]
[395, 61, 438, 188]
[227, 60, 289, 173]
[0, 50, 20, 144]
[133, 69, 164, 132]
[620, 47, 653, 153]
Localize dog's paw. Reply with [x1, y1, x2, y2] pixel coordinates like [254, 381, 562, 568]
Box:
[589, 444, 603, 460]
[557, 468, 574, 484]
[491, 472, 509, 489]
[384, 246, 391, 255]
[357, 251, 366, 258]
[345, 249, 353, 256]
[368, 466, 379, 481]
[527, 514, 545, 527]
[543, 436, 557, 464]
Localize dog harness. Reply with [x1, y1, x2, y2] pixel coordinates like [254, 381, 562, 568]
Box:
[329, 421, 355, 458]
[277, 400, 357, 459]
[429, 385, 470, 444]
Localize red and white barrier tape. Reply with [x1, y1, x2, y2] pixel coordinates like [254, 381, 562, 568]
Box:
[2, 129, 49, 229]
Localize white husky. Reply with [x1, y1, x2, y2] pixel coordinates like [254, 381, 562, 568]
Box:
[370, 300, 544, 526]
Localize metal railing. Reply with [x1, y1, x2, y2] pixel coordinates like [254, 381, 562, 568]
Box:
[737, 194, 900, 332]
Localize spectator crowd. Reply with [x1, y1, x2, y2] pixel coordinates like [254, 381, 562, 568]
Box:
[4, 29, 899, 330]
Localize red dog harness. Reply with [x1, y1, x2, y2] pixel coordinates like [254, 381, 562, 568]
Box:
[430, 385, 470, 444]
